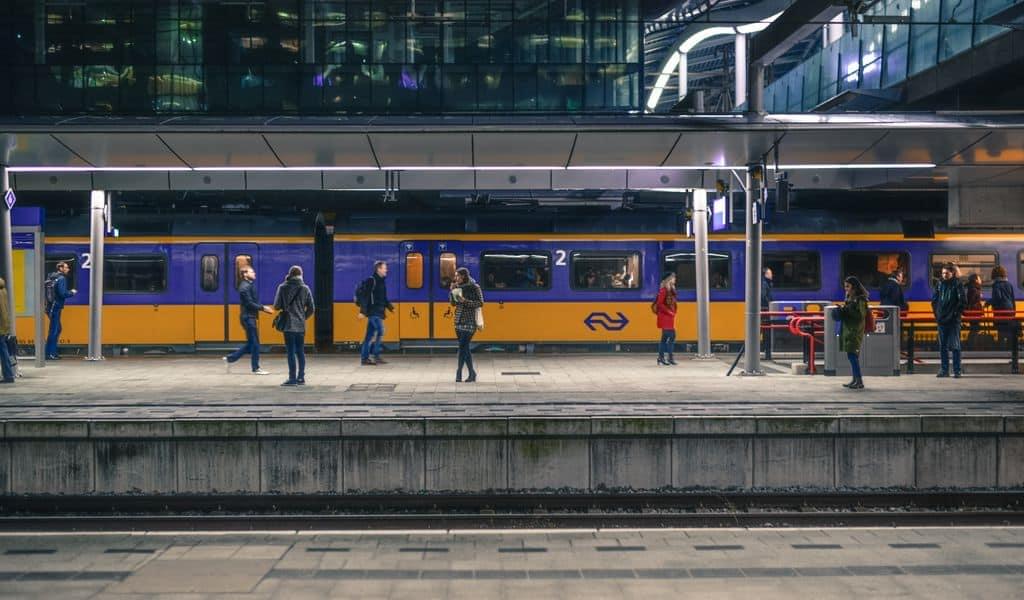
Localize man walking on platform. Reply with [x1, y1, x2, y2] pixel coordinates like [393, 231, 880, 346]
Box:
[357, 261, 395, 365]
[44, 261, 75, 360]
[224, 266, 273, 375]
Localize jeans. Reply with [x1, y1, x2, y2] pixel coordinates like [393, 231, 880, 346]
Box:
[847, 352, 862, 379]
[45, 307, 63, 357]
[226, 316, 260, 371]
[937, 321, 963, 374]
[456, 329, 476, 377]
[0, 337, 14, 381]
[284, 331, 305, 382]
[360, 316, 384, 360]
[658, 329, 676, 358]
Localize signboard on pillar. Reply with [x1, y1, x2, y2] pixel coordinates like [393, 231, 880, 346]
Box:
[4, 189, 15, 211]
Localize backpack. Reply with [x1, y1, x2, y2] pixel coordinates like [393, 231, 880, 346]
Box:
[43, 272, 59, 314]
[864, 305, 875, 334]
[353, 277, 374, 309]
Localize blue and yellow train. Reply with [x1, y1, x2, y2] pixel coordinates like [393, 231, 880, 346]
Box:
[12, 226, 1024, 350]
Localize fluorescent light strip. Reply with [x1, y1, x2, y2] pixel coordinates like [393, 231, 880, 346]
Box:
[567, 165, 745, 171]
[772, 163, 936, 169]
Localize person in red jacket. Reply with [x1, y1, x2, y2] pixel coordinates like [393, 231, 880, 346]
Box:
[656, 271, 678, 365]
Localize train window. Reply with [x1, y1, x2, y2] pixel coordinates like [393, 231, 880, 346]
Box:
[571, 251, 641, 290]
[763, 252, 821, 290]
[406, 252, 424, 289]
[661, 251, 732, 290]
[439, 252, 456, 289]
[44, 255, 77, 291]
[480, 252, 552, 291]
[931, 253, 998, 286]
[234, 255, 253, 289]
[841, 252, 910, 289]
[200, 255, 219, 292]
[104, 254, 168, 293]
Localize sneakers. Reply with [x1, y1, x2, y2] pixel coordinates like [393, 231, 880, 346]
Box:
[253, 369, 270, 375]
[936, 371, 949, 378]
[953, 371, 962, 378]
[361, 358, 377, 366]
[281, 379, 298, 387]
[296, 377, 305, 385]
[223, 356, 231, 373]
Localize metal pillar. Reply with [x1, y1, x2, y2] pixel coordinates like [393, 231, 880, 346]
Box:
[86, 190, 105, 361]
[747, 63, 765, 116]
[302, 0, 316, 64]
[693, 189, 713, 358]
[34, 228, 44, 368]
[734, 34, 747, 108]
[0, 166, 13, 337]
[677, 50, 688, 101]
[742, 168, 763, 375]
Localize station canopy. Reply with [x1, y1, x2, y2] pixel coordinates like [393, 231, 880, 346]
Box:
[2, 113, 1023, 192]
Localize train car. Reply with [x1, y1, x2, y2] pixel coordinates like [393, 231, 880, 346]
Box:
[332, 233, 1024, 347]
[15, 236, 315, 351]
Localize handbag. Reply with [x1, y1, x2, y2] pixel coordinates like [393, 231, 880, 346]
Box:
[475, 307, 485, 331]
[273, 288, 301, 332]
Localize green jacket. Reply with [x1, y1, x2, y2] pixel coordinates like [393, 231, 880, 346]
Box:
[837, 296, 867, 354]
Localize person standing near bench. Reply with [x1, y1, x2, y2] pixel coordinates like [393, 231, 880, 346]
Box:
[274, 266, 315, 387]
[223, 265, 273, 375]
[44, 261, 76, 360]
[932, 262, 966, 378]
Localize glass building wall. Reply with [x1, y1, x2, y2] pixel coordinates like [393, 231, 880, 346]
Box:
[762, 0, 1024, 112]
[0, 0, 644, 115]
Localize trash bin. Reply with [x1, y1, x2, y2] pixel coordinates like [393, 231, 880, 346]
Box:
[824, 305, 901, 376]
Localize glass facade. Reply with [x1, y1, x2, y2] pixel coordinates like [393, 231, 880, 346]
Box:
[762, 0, 1024, 112]
[0, 1, 645, 115]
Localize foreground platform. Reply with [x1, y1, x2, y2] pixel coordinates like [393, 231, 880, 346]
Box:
[0, 527, 1022, 598]
[0, 355, 1021, 495]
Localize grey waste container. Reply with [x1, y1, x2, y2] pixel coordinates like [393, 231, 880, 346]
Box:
[824, 305, 901, 376]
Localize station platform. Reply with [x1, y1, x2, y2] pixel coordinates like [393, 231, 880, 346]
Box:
[0, 354, 1021, 496]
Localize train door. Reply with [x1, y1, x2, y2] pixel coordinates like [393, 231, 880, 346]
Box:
[397, 240, 461, 341]
[194, 242, 260, 344]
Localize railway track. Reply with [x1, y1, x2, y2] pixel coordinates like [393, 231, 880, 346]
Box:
[2, 492, 1022, 531]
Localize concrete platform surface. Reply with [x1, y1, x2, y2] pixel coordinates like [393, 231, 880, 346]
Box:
[0, 354, 1022, 419]
[0, 527, 1021, 598]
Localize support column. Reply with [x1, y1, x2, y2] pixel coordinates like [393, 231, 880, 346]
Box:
[734, 34, 747, 108]
[677, 50, 688, 101]
[693, 189, 713, 358]
[86, 190, 105, 361]
[742, 167, 763, 375]
[302, 0, 316, 64]
[0, 166, 13, 336]
[747, 62, 765, 116]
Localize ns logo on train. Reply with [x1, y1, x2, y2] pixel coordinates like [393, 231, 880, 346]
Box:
[583, 312, 630, 331]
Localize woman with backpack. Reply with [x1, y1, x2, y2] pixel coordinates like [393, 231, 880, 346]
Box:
[450, 267, 484, 382]
[655, 272, 678, 365]
[273, 265, 315, 387]
[837, 275, 869, 389]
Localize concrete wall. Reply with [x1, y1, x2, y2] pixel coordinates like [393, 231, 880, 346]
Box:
[0, 416, 1021, 495]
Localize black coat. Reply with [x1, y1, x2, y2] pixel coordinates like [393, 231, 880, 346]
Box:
[988, 279, 1015, 311]
[932, 278, 966, 325]
[238, 279, 262, 317]
[362, 273, 395, 318]
[879, 277, 907, 310]
[760, 277, 773, 309]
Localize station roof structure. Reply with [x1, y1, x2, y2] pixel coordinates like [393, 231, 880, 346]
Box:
[2, 113, 1023, 192]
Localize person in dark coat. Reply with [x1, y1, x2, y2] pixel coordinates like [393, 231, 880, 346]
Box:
[273, 265, 315, 386]
[986, 265, 1018, 354]
[760, 267, 774, 356]
[879, 270, 908, 311]
[223, 266, 273, 375]
[655, 272, 678, 365]
[837, 276, 869, 389]
[932, 263, 966, 378]
[45, 261, 76, 360]
[450, 267, 484, 382]
[965, 273, 984, 348]
[358, 261, 395, 366]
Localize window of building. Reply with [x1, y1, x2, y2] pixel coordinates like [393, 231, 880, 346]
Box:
[200, 255, 219, 292]
[661, 251, 732, 290]
[104, 254, 168, 293]
[439, 252, 456, 289]
[234, 254, 253, 289]
[45, 255, 78, 291]
[763, 252, 821, 289]
[480, 252, 552, 290]
[406, 252, 423, 289]
[571, 251, 640, 290]
[931, 252, 998, 286]
[841, 252, 910, 289]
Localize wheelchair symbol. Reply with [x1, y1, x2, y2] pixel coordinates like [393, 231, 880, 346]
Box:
[443, 306, 453, 319]
[410, 307, 420, 319]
